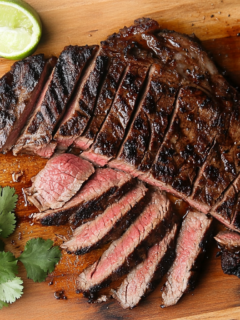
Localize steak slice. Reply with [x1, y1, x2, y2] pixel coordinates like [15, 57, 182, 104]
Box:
[81, 63, 150, 166]
[73, 59, 126, 150]
[215, 231, 240, 278]
[162, 211, 212, 307]
[148, 86, 220, 199]
[24, 154, 94, 212]
[61, 182, 148, 255]
[33, 168, 133, 226]
[112, 224, 178, 309]
[109, 64, 179, 176]
[76, 189, 172, 296]
[190, 98, 240, 213]
[215, 231, 240, 251]
[13, 45, 98, 158]
[210, 174, 240, 232]
[54, 48, 109, 151]
[0, 54, 56, 153]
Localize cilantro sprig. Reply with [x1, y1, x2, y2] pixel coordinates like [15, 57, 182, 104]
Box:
[0, 187, 61, 310]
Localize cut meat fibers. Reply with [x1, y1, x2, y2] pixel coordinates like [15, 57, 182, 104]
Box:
[81, 63, 149, 167]
[73, 59, 126, 151]
[149, 86, 220, 198]
[54, 48, 109, 151]
[61, 182, 148, 255]
[24, 153, 94, 212]
[76, 190, 172, 296]
[215, 231, 240, 251]
[162, 211, 212, 307]
[0, 54, 56, 153]
[211, 174, 240, 232]
[110, 64, 179, 177]
[13, 45, 98, 158]
[33, 168, 133, 226]
[112, 224, 178, 309]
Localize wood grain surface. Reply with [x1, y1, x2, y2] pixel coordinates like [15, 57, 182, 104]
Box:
[1, 0, 240, 319]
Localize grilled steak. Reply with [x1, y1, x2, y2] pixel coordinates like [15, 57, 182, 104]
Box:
[0, 55, 56, 153]
[24, 154, 94, 212]
[61, 182, 148, 255]
[76, 189, 172, 297]
[73, 59, 126, 150]
[149, 86, 220, 199]
[109, 64, 179, 176]
[33, 168, 133, 226]
[215, 231, 240, 278]
[215, 231, 240, 251]
[162, 211, 212, 307]
[112, 224, 178, 309]
[211, 174, 240, 232]
[13, 45, 98, 158]
[54, 48, 109, 151]
[81, 63, 149, 166]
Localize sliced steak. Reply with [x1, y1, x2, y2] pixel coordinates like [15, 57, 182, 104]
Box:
[81, 63, 150, 166]
[24, 154, 94, 212]
[148, 86, 220, 199]
[76, 189, 172, 297]
[73, 59, 126, 150]
[33, 168, 133, 226]
[0, 54, 56, 153]
[211, 174, 240, 232]
[13, 45, 98, 158]
[190, 98, 240, 213]
[109, 64, 179, 176]
[61, 182, 148, 255]
[54, 48, 109, 151]
[215, 231, 240, 251]
[162, 211, 212, 307]
[215, 231, 240, 278]
[112, 224, 178, 309]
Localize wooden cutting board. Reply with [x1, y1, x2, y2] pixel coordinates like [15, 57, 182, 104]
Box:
[1, 0, 240, 319]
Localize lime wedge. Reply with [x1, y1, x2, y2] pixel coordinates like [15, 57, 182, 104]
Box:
[0, 0, 42, 60]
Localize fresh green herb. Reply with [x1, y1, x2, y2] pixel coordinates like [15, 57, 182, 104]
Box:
[19, 238, 61, 283]
[0, 187, 18, 238]
[0, 277, 23, 304]
[0, 186, 61, 310]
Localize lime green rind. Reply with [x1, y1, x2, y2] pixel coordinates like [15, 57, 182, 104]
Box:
[0, 0, 42, 60]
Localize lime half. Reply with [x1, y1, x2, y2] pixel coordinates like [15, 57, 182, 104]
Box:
[0, 0, 42, 60]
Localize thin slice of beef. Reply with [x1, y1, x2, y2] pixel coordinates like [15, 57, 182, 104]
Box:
[76, 189, 172, 297]
[215, 231, 240, 251]
[109, 64, 179, 176]
[215, 231, 240, 278]
[162, 211, 212, 307]
[54, 48, 109, 151]
[112, 224, 178, 309]
[211, 174, 240, 232]
[24, 154, 94, 212]
[148, 86, 220, 199]
[0, 54, 56, 153]
[61, 182, 148, 255]
[81, 63, 150, 167]
[13, 45, 98, 158]
[73, 59, 126, 150]
[33, 168, 133, 226]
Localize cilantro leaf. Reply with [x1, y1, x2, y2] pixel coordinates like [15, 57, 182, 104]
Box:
[19, 238, 61, 282]
[0, 212, 16, 238]
[0, 239, 4, 251]
[0, 252, 18, 283]
[0, 277, 23, 303]
[0, 187, 18, 238]
[0, 187, 18, 215]
[0, 300, 8, 310]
